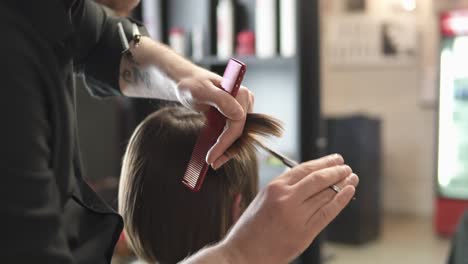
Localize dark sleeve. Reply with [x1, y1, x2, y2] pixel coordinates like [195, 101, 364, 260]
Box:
[72, 0, 148, 98]
[0, 34, 73, 262]
[448, 211, 468, 264]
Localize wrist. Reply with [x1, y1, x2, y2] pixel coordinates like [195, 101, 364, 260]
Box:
[216, 236, 263, 264]
[132, 36, 200, 82]
[179, 242, 236, 264]
[216, 238, 248, 264]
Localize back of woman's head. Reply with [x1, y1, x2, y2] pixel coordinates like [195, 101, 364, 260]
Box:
[119, 106, 282, 263]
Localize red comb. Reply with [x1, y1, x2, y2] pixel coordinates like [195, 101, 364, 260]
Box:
[182, 58, 246, 191]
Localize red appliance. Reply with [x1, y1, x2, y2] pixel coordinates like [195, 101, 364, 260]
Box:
[435, 9, 468, 236]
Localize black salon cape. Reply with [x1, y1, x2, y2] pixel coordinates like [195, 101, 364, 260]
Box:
[0, 0, 146, 263]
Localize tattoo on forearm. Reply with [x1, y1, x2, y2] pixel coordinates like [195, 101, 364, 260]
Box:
[134, 67, 152, 89]
[121, 65, 152, 90]
[120, 55, 178, 100]
[121, 69, 133, 83]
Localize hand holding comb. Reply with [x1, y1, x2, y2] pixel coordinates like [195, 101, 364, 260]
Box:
[182, 59, 246, 191]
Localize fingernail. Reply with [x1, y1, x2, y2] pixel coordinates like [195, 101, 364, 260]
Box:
[350, 173, 359, 183]
[232, 107, 244, 120]
[346, 174, 356, 182]
[206, 148, 216, 164]
[341, 164, 351, 174]
[212, 157, 229, 170]
[211, 160, 222, 170]
[333, 154, 344, 163]
[212, 161, 225, 170]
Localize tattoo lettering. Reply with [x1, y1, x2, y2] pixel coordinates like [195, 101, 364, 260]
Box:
[120, 65, 152, 90]
[132, 66, 152, 90]
[121, 69, 132, 83]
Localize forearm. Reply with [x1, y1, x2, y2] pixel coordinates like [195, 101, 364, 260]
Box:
[132, 36, 200, 82]
[180, 242, 241, 264]
[119, 36, 204, 100]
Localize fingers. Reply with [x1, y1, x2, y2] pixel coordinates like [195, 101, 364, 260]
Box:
[177, 69, 250, 121]
[178, 71, 254, 165]
[335, 173, 359, 191]
[206, 88, 252, 165]
[179, 79, 244, 119]
[205, 111, 245, 166]
[306, 185, 356, 235]
[302, 173, 359, 216]
[208, 86, 252, 120]
[241, 86, 255, 112]
[208, 72, 223, 87]
[294, 164, 352, 201]
[207, 83, 245, 120]
[211, 154, 230, 170]
[281, 154, 344, 185]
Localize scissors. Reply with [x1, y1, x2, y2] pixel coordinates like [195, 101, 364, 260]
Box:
[257, 141, 356, 200]
[117, 22, 355, 199]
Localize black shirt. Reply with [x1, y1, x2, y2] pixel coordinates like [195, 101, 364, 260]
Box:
[0, 0, 146, 263]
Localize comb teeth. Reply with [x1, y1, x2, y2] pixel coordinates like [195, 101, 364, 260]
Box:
[182, 125, 213, 190]
[182, 144, 208, 189]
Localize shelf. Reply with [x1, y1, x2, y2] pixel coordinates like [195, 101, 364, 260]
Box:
[195, 55, 297, 67]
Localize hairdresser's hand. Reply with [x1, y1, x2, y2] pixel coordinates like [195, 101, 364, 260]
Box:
[120, 36, 251, 165]
[217, 154, 358, 264]
[176, 68, 254, 168]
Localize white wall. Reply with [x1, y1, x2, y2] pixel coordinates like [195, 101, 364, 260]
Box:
[320, 0, 439, 216]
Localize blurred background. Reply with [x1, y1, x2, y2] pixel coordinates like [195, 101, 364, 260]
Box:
[76, 0, 468, 263]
